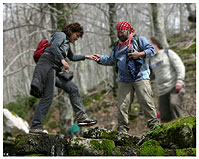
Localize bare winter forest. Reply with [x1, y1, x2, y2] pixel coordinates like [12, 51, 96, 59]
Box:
[3, 3, 196, 135]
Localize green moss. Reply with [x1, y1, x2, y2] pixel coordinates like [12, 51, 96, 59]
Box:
[48, 121, 57, 128]
[112, 147, 123, 156]
[90, 139, 115, 156]
[91, 93, 101, 100]
[5, 96, 39, 120]
[82, 93, 101, 106]
[100, 89, 107, 94]
[67, 138, 86, 156]
[176, 148, 196, 156]
[82, 96, 92, 106]
[25, 154, 44, 156]
[15, 135, 29, 148]
[164, 116, 195, 131]
[144, 116, 196, 148]
[101, 131, 119, 141]
[139, 140, 165, 156]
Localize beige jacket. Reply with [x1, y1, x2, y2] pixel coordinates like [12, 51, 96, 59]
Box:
[149, 49, 185, 96]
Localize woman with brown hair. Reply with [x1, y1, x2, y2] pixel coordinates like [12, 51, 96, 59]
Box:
[29, 23, 97, 134]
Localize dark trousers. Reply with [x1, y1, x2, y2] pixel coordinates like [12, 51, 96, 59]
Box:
[31, 68, 88, 129]
[158, 87, 185, 123]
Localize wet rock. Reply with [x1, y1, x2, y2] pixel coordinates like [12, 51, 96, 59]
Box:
[15, 133, 67, 156]
[142, 116, 196, 149]
[83, 127, 141, 146]
[67, 137, 115, 156]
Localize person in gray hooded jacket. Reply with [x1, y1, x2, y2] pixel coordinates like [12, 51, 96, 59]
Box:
[30, 23, 97, 134]
[149, 37, 185, 123]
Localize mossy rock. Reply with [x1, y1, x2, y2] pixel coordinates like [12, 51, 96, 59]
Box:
[112, 146, 138, 156]
[67, 137, 115, 156]
[176, 148, 196, 156]
[143, 116, 196, 149]
[15, 134, 67, 156]
[139, 140, 165, 156]
[83, 127, 140, 146]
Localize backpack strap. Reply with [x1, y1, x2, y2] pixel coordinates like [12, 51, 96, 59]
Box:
[149, 49, 170, 67]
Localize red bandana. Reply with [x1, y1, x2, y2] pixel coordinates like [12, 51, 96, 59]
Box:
[116, 21, 135, 49]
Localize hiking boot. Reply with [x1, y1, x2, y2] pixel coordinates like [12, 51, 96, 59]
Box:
[29, 128, 48, 134]
[77, 118, 97, 126]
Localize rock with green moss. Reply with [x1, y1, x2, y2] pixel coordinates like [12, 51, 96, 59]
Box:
[139, 140, 165, 156]
[142, 116, 196, 149]
[164, 148, 196, 156]
[112, 146, 138, 156]
[15, 134, 67, 156]
[67, 137, 115, 156]
[83, 127, 141, 146]
[176, 148, 196, 156]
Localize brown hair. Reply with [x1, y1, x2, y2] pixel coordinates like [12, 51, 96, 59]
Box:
[62, 22, 84, 38]
[150, 37, 163, 49]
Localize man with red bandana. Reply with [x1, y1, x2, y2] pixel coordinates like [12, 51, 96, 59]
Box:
[90, 21, 159, 133]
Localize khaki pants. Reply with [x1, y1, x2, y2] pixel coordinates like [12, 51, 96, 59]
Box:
[117, 79, 159, 133]
[158, 87, 185, 123]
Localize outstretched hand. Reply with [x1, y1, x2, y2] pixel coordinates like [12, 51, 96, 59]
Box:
[86, 54, 101, 62]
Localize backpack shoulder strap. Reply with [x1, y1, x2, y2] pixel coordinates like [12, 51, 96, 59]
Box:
[112, 41, 119, 57]
[164, 49, 170, 60]
[164, 48, 173, 66]
[164, 48, 169, 55]
[132, 34, 141, 51]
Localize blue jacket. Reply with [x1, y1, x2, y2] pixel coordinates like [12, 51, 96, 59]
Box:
[98, 36, 156, 82]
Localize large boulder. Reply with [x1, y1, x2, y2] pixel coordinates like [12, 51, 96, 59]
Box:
[15, 133, 67, 156]
[3, 108, 29, 137]
[83, 127, 141, 146]
[68, 137, 115, 156]
[141, 116, 196, 149]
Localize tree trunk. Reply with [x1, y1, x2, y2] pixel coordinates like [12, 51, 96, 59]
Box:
[179, 4, 184, 33]
[151, 3, 169, 48]
[108, 3, 117, 97]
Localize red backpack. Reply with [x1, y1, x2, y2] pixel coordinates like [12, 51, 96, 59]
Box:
[33, 40, 52, 63]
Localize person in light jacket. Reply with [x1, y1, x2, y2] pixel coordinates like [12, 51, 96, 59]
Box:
[149, 37, 185, 123]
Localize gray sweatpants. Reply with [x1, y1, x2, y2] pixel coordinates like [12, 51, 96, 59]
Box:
[158, 87, 185, 123]
[117, 79, 159, 133]
[31, 68, 88, 129]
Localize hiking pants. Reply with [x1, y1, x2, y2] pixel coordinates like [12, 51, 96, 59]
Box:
[31, 68, 88, 129]
[158, 87, 185, 123]
[117, 79, 159, 133]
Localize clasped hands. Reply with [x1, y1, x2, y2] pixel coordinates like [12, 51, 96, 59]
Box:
[86, 49, 142, 62]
